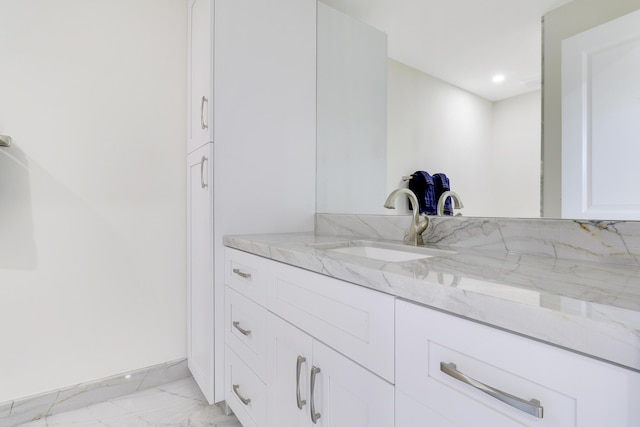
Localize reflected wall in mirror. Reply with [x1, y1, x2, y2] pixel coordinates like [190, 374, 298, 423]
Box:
[317, 0, 640, 219]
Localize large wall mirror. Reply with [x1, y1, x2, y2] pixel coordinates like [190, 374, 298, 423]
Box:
[316, 0, 640, 219]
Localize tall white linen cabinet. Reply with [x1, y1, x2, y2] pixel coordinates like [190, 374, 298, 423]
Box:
[186, 0, 317, 404]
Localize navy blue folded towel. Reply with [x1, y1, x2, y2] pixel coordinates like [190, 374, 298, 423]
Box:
[408, 171, 436, 215]
[433, 173, 452, 216]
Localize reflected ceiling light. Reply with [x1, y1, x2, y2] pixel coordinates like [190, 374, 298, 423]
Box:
[492, 74, 505, 84]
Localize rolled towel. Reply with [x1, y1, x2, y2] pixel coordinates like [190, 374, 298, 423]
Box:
[409, 171, 437, 215]
[433, 173, 452, 215]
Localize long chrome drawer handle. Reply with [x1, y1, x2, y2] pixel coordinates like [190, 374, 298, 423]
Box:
[310, 366, 321, 424]
[232, 268, 252, 279]
[232, 321, 251, 336]
[440, 362, 544, 419]
[232, 384, 251, 406]
[296, 356, 307, 409]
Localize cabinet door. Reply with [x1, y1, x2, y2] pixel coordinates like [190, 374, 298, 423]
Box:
[187, 144, 214, 403]
[311, 340, 395, 427]
[188, 0, 213, 153]
[267, 314, 313, 427]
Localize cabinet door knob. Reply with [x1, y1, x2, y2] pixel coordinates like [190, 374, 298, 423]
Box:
[200, 156, 208, 189]
[310, 366, 321, 424]
[232, 384, 251, 406]
[440, 362, 544, 418]
[200, 96, 209, 130]
[232, 321, 251, 336]
[296, 356, 307, 410]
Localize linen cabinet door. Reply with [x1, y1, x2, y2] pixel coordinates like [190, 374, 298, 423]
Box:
[187, 144, 214, 403]
[188, 0, 214, 152]
[310, 341, 395, 427]
[267, 314, 313, 427]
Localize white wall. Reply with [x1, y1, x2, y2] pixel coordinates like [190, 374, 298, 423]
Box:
[0, 0, 187, 401]
[387, 59, 494, 217]
[316, 2, 388, 214]
[387, 60, 541, 217]
[491, 91, 541, 217]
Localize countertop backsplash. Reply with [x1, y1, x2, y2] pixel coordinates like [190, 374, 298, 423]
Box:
[316, 213, 640, 266]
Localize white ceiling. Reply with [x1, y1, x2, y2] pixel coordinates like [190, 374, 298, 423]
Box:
[320, 0, 574, 101]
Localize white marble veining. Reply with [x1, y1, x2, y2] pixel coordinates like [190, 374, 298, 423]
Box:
[16, 377, 240, 427]
[317, 213, 640, 265]
[225, 220, 640, 372]
[2, 359, 189, 427]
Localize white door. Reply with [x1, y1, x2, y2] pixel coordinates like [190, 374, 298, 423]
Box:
[188, 0, 213, 153]
[187, 144, 215, 403]
[311, 341, 395, 427]
[267, 314, 313, 427]
[562, 8, 640, 220]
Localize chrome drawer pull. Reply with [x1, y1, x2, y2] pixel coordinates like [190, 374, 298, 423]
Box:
[200, 96, 208, 130]
[296, 356, 307, 409]
[200, 156, 208, 189]
[310, 366, 321, 424]
[232, 384, 251, 406]
[440, 362, 544, 418]
[232, 321, 251, 336]
[232, 268, 252, 279]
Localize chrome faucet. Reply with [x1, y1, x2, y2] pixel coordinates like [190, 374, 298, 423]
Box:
[384, 188, 429, 246]
[437, 191, 464, 216]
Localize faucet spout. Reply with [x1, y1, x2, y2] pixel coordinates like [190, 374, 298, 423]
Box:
[384, 188, 429, 246]
[436, 191, 464, 216]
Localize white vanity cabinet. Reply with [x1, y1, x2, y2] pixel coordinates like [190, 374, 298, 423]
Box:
[224, 248, 395, 427]
[187, 0, 214, 153]
[396, 299, 640, 427]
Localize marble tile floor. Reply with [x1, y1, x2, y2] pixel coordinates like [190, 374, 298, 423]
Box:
[16, 377, 241, 427]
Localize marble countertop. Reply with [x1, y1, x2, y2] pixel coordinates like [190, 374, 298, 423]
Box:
[224, 232, 640, 372]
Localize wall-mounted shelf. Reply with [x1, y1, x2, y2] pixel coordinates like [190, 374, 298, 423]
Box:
[0, 135, 11, 147]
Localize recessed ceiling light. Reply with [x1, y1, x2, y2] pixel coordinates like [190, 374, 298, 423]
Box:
[492, 74, 505, 84]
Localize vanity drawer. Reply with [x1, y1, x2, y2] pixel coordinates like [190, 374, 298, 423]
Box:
[225, 247, 272, 306]
[225, 286, 268, 380]
[266, 259, 395, 383]
[396, 299, 640, 427]
[225, 346, 267, 427]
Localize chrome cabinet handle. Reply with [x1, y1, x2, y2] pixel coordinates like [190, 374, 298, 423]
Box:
[232, 268, 252, 279]
[310, 366, 321, 424]
[200, 156, 208, 189]
[296, 356, 307, 410]
[232, 321, 251, 336]
[200, 96, 208, 130]
[232, 384, 251, 406]
[440, 362, 544, 418]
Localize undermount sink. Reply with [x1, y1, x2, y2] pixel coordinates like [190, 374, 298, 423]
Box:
[311, 240, 456, 262]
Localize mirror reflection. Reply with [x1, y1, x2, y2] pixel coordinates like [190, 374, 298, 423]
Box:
[316, 0, 640, 219]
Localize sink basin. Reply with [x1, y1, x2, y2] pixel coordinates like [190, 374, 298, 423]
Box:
[311, 240, 456, 262]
